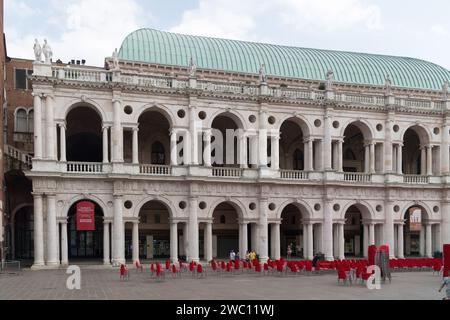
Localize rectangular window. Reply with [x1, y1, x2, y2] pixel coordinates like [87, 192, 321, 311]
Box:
[15, 69, 27, 89]
[14, 69, 33, 90]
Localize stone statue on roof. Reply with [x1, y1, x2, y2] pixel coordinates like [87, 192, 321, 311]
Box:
[112, 48, 120, 70]
[443, 80, 449, 99]
[385, 74, 392, 96]
[33, 39, 42, 63]
[189, 57, 197, 77]
[42, 39, 53, 64]
[325, 69, 334, 90]
[259, 64, 267, 83]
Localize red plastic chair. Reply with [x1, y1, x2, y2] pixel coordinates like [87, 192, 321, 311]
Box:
[120, 264, 129, 280]
[337, 269, 347, 284]
[197, 264, 205, 278]
[166, 260, 171, 270]
[156, 263, 165, 281]
[305, 261, 313, 273]
[171, 264, 180, 278]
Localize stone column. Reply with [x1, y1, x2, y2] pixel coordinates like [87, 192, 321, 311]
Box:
[426, 224, 432, 258]
[33, 93, 43, 159]
[33, 194, 44, 267]
[239, 134, 248, 168]
[132, 127, 139, 164]
[60, 220, 68, 265]
[113, 196, 125, 265]
[369, 223, 375, 246]
[112, 99, 123, 162]
[333, 224, 338, 258]
[102, 126, 109, 163]
[332, 142, 339, 171]
[183, 223, 189, 259]
[303, 224, 308, 259]
[323, 201, 334, 260]
[132, 221, 139, 263]
[370, 143, 376, 173]
[259, 197, 269, 262]
[385, 115, 393, 173]
[363, 224, 369, 258]
[324, 110, 332, 170]
[419, 227, 425, 257]
[204, 222, 213, 262]
[397, 224, 404, 259]
[442, 123, 450, 174]
[259, 111, 268, 167]
[364, 144, 370, 173]
[421, 147, 427, 175]
[170, 129, 178, 166]
[427, 145, 433, 176]
[239, 223, 248, 258]
[307, 223, 314, 260]
[59, 123, 67, 162]
[45, 95, 56, 160]
[384, 202, 395, 258]
[271, 134, 280, 170]
[46, 195, 58, 266]
[170, 221, 178, 263]
[103, 221, 110, 264]
[188, 197, 199, 262]
[338, 223, 345, 260]
[397, 144, 403, 174]
[189, 106, 199, 165]
[251, 223, 259, 253]
[271, 223, 281, 260]
[337, 139, 343, 172]
[203, 130, 212, 167]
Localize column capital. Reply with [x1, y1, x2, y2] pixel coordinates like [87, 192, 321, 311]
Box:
[45, 193, 56, 198]
[102, 125, 111, 131]
[113, 194, 123, 200]
[31, 192, 43, 197]
[103, 218, 113, 224]
[132, 126, 139, 132]
[57, 217, 68, 224]
[42, 93, 54, 99]
[112, 98, 122, 104]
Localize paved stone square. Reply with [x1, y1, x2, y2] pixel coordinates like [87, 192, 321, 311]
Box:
[0, 267, 446, 300]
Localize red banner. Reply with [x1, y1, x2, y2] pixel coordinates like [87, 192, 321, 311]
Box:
[76, 201, 95, 231]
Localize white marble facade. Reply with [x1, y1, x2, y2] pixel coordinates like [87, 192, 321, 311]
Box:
[28, 59, 450, 268]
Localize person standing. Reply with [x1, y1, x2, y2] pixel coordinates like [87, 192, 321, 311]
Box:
[287, 245, 292, 260]
[230, 250, 236, 262]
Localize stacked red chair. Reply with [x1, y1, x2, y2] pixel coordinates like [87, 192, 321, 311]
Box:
[197, 263, 205, 278]
[165, 260, 171, 270]
[337, 269, 347, 285]
[305, 261, 313, 273]
[156, 263, 164, 281]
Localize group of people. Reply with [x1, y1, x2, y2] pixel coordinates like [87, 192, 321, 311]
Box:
[229, 250, 259, 263]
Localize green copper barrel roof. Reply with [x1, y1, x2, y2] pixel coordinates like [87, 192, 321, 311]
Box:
[119, 28, 450, 91]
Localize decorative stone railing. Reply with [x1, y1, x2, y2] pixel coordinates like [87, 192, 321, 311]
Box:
[212, 167, 243, 178]
[67, 162, 103, 173]
[49, 67, 448, 112]
[139, 164, 172, 175]
[343, 173, 372, 183]
[280, 170, 309, 180]
[403, 175, 429, 184]
[53, 67, 112, 82]
[5, 144, 33, 168]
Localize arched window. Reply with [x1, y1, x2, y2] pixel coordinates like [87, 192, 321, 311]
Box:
[15, 108, 28, 132]
[293, 149, 304, 171]
[27, 110, 34, 132]
[151, 141, 165, 165]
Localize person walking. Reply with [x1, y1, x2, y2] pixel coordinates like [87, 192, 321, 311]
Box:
[439, 277, 450, 300]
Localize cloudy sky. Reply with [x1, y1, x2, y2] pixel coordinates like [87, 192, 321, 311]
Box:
[5, 0, 450, 69]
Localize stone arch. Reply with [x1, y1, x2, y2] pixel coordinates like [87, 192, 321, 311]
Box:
[278, 115, 311, 137]
[64, 194, 109, 218]
[136, 103, 175, 128]
[399, 201, 432, 221]
[340, 200, 375, 221]
[208, 109, 247, 130]
[11, 203, 33, 220]
[276, 199, 314, 220]
[207, 198, 246, 220]
[63, 99, 106, 122]
[133, 195, 176, 219]
[341, 119, 374, 141]
[401, 124, 431, 145]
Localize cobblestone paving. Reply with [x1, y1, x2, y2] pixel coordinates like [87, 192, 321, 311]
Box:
[0, 267, 445, 300]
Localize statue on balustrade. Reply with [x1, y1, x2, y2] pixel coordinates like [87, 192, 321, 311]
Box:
[189, 57, 197, 77]
[42, 39, 53, 64]
[112, 48, 120, 70]
[33, 39, 42, 63]
[385, 74, 392, 96]
[259, 64, 267, 83]
[325, 69, 334, 90]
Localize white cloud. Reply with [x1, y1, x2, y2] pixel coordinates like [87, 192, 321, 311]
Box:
[6, 0, 150, 66]
[431, 24, 449, 37]
[5, 0, 36, 18]
[170, 0, 383, 41]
